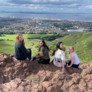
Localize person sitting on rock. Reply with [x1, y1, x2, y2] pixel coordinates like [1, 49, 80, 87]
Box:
[32, 39, 50, 64]
[15, 33, 31, 61]
[66, 47, 80, 68]
[52, 42, 66, 68]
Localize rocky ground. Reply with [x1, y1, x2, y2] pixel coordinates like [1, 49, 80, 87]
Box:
[0, 54, 92, 92]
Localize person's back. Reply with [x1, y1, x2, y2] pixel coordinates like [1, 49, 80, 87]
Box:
[15, 42, 27, 60]
[15, 33, 31, 60]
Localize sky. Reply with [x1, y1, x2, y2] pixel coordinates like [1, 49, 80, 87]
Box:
[0, 0, 92, 13]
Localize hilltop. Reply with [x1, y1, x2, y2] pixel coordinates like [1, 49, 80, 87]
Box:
[0, 54, 92, 92]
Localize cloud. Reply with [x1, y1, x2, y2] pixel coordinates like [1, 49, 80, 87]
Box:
[0, 0, 92, 13]
[8, 0, 78, 5]
[7, 0, 82, 10]
[7, 0, 87, 11]
[85, 5, 92, 9]
[0, 0, 86, 8]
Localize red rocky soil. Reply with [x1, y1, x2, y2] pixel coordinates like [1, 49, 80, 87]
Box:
[0, 53, 92, 92]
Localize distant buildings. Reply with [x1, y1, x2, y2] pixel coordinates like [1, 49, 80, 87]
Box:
[0, 18, 92, 33]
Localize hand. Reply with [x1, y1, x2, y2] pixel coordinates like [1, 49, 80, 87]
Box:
[67, 65, 71, 67]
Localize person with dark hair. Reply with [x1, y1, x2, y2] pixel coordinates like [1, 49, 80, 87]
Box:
[15, 33, 31, 61]
[33, 39, 50, 64]
[52, 42, 66, 67]
[66, 47, 80, 68]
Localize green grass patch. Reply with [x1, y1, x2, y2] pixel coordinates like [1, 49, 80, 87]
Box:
[0, 33, 92, 63]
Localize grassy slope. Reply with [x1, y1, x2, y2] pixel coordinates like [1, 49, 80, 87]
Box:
[0, 34, 52, 40]
[0, 33, 92, 63]
[53, 32, 92, 63]
[0, 34, 60, 55]
[0, 41, 14, 54]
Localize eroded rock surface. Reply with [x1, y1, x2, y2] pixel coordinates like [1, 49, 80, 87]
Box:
[0, 54, 92, 92]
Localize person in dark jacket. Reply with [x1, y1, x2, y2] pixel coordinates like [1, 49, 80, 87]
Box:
[15, 33, 31, 60]
[32, 39, 50, 64]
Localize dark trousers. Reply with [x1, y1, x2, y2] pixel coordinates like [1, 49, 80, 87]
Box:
[32, 56, 50, 64]
[27, 49, 32, 60]
[66, 60, 79, 68]
[38, 58, 50, 64]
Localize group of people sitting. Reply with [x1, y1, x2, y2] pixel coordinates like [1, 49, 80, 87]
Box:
[15, 33, 80, 69]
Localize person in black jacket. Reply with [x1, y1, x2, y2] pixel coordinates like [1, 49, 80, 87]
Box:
[15, 33, 31, 60]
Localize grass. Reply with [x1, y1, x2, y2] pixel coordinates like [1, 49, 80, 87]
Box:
[53, 32, 92, 63]
[0, 32, 92, 63]
[0, 41, 14, 54]
[0, 34, 60, 56]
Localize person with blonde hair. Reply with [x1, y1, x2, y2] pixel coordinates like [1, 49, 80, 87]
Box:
[15, 33, 31, 61]
[66, 47, 80, 68]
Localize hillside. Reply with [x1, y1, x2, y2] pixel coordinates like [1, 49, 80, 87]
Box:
[52, 32, 92, 63]
[0, 54, 92, 92]
[0, 32, 92, 63]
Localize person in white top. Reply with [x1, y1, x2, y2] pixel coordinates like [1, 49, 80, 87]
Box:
[66, 47, 80, 68]
[52, 42, 66, 68]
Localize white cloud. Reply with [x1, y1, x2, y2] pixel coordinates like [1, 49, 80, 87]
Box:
[32, 0, 61, 3]
[85, 5, 92, 9]
[0, 0, 92, 13]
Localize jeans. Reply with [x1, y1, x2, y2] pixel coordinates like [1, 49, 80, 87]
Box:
[66, 60, 79, 68]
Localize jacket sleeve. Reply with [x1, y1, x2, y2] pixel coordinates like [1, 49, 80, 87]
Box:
[20, 44, 28, 56]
